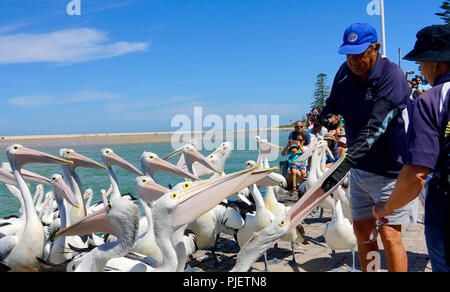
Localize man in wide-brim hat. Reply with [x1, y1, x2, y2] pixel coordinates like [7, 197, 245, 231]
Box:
[373, 24, 450, 272]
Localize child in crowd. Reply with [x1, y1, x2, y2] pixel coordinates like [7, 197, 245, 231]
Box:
[287, 144, 307, 193]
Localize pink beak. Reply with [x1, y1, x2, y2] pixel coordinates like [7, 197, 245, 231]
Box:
[66, 151, 106, 170]
[52, 175, 80, 208]
[106, 152, 143, 176]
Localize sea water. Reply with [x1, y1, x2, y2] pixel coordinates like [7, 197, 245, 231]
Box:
[0, 131, 290, 218]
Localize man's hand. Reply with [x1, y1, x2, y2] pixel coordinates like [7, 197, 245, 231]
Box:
[321, 155, 355, 192]
[372, 202, 392, 224]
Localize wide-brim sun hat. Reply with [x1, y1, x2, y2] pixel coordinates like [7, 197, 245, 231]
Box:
[323, 134, 336, 142]
[404, 25, 450, 63]
[338, 23, 378, 55]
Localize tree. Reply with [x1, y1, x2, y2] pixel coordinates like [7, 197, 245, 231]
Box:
[311, 73, 330, 109]
[436, 1, 450, 24]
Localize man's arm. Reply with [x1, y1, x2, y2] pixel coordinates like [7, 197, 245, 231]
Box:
[373, 165, 430, 219]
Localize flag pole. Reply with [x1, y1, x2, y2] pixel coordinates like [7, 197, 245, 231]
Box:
[380, 0, 386, 56]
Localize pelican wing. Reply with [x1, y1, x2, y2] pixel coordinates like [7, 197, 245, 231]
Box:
[0, 235, 18, 258]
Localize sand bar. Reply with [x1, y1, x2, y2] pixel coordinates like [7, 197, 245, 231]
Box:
[0, 127, 292, 148]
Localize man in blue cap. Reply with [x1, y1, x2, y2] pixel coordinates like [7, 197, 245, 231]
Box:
[318, 23, 415, 272]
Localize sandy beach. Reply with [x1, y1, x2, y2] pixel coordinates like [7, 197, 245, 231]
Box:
[0, 127, 291, 148]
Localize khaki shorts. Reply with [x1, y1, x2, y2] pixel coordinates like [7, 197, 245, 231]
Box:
[348, 168, 418, 225]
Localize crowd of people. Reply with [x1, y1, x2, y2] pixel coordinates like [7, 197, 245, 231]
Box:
[282, 109, 347, 194]
[282, 23, 449, 272]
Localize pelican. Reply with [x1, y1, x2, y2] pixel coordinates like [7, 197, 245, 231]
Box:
[322, 196, 358, 271]
[236, 183, 275, 272]
[0, 144, 72, 271]
[56, 165, 262, 272]
[101, 148, 143, 201]
[231, 215, 288, 272]
[46, 174, 83, 264]
[263, 186, 308, 266]
[170, 165, 273, 272]
[230, 155, 349, 271]
[59, 149, 107, 224]
[140, 151, 200, 182]
[133, 176, 170, 266]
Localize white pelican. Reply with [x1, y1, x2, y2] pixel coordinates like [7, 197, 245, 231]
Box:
[101, 148, 143, 201]
[231, 215, 288, 272]
[56, 166, 261, 272]
[133, 176, 170, 266]
[0, 144, 72, 271]
[322, 196, 358, 271]
[263, 186, 308, 266]
[46, 174, 84, 264]
[236, 184, 275, 272]
[59, 149, 107, 224]
[170, 165, 273, 272]
[140, 151, 200, 182]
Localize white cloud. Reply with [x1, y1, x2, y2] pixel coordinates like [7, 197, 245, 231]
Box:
[8, 91, 122, 108]
[0, 28, 149, 65]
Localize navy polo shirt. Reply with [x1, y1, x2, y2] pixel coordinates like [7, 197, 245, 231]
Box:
[321, 55, 410, 178]
[404, 72, 450, 229]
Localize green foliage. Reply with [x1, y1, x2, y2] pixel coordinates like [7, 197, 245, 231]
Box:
[311, 73, 330, 109]
[436, 1, 450, 24]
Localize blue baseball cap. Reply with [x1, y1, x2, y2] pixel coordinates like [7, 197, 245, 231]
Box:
[338, 23, 378, 55]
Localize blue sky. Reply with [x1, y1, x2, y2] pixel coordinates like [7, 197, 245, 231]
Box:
[0, 0, 445, 136]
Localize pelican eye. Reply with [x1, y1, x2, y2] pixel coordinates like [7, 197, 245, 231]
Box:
[182, 183, 191, 190]
[108, 202, 113, 209]
[170, 192, 178, 200]
[13, 146, 19, 150]
[52, 177, 57, 181]
[279, 219, 286, 227]
[142, 178, 147, 183]
[209, 155, 213, 159]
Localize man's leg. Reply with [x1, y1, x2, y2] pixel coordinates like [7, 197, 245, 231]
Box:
[379, 224, 408, 272]
[353, 218, 379, 272]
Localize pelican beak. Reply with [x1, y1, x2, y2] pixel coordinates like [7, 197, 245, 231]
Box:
[235, 165, 279, 193]
[135, 176, 170, 203]
[67, 152, 107, 170]
[55, 207, 119, 239]
[254, 172, 287, 187]
[147, 157, 200, 181]
[20, 169, 52, 185]
[172, 166, 258, 230]
[162, 148, 182, 161]
[183, 147, 222, 175]
[14, 146, 73, 168]
[0, 168, 16, 185]
[107, 152, 143, 176]
[326, 147, 335, 161]
[52, 176, 80, 208]
[286, 155, 346, 231]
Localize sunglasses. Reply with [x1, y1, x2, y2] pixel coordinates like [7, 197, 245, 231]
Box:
[294, 125, 303, 129]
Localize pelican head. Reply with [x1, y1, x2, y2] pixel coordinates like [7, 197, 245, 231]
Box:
[56, 195, 140, 240]
[83, 188, 93, 200]
[231, 216, 289, 272]
[0, 162, 52, 185]
[135, 176, 169, 203]
[101, 148, 143, 176]
[140, 152, 199, 181]
[170, 165, 278, 229]
[7, 144, 73, 169]
[60, 149, 106, 170]
[181, 145, 222, 175]
[50, 174, 80, 208]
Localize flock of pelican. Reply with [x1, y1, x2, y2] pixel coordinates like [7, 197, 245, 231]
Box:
[0, 136, 357, 272]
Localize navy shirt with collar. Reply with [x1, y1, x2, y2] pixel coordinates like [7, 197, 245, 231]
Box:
[404, 72, 450, 229]
[321, 55, 410, 178]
